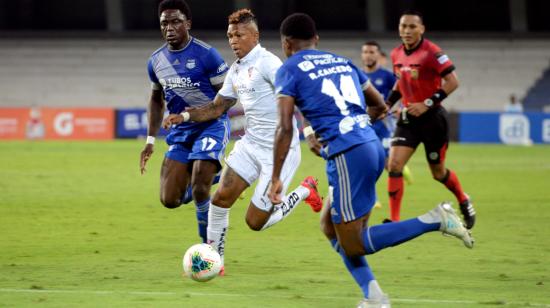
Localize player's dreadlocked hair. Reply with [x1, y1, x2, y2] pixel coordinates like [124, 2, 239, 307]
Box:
[280, 13, 317, 40]
[228, 8, 257, 25]
[158, 0, 192, 20]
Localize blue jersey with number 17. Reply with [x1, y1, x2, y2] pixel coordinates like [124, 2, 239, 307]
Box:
[275, 49, 378, 158]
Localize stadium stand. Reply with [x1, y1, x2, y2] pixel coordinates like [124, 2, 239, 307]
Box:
[524, 67, 550, 111]
[0, 37, 549, 111]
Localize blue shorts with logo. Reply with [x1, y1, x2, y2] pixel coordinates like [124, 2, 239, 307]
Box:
[165, 118, 230, 170]
[327, 140, 385, 224]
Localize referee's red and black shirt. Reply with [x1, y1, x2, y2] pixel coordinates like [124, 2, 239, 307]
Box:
[390, 38, 455, 107]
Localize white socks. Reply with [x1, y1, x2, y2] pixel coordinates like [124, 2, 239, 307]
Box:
[261, 185, 309, 230]
[207, 203, 230, 265]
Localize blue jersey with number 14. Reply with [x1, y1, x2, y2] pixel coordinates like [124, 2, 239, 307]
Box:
[275, 49, 377, 158]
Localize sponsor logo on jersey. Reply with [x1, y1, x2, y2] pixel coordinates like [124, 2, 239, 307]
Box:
[160, 77, 200, 89]
[375, 78, 384, 86]
[236, 83, 255, 95]
[172, 59, 180, 66]
[429, 152, 439, 160]
[248, 67, 254, 78]
[217, 62, 228, 74]
[298, 60, 315, 72]
[186, 59, 196, 69]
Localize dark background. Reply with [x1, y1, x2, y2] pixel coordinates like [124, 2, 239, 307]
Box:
[0, 0, 549, 32]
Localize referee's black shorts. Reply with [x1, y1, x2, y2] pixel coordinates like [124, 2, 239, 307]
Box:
[391, 106, 449, 164]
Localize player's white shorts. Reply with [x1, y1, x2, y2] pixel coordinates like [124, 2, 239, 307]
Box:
[225, 137, 301, 212]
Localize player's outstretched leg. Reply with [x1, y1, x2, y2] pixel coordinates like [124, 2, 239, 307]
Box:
[362, 202, 473, 254]
[259, 176, 322, 230]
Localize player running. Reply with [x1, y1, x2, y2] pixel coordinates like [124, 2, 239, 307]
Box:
[385, 11, 476, 228]
[270, 13, 473, 307]
[163, 9, 322, 274]
[139, 0, 229, 243]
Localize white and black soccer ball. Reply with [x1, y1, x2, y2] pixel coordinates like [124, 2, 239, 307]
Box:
[182, 243, 221, 282]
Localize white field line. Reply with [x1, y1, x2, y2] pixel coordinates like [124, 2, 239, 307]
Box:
[0, 288, 549, 307]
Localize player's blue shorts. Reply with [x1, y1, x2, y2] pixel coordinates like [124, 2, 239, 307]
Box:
[371, 120, 392, 158]
[327, 140, 385, 224]
[165, 119, 230, 170]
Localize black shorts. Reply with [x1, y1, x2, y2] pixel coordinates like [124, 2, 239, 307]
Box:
[391, 106, 449, 164]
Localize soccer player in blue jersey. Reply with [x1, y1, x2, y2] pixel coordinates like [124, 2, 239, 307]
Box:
[361, 41, 413, 211]
[139, 0, 229, 243]
[269, 13, 473, 307]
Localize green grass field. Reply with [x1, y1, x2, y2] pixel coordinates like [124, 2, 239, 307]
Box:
[1, 140, 549, 307]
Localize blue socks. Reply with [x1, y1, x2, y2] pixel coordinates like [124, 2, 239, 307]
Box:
[195, 198, 210, 243]
[330, 239, 374, 298]
[362, 218, 440, 254]
[329, 215, 441, 298]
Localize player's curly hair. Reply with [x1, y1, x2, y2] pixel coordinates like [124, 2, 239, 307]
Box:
[280, 13, 317, 40]
[228, 8, 257, 25]
[158, 0, 192, 20]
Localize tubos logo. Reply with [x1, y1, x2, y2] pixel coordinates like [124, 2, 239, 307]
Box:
[54, 112, 74, 136]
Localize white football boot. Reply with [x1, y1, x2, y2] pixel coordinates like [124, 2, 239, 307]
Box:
[436, 202, 474, 248]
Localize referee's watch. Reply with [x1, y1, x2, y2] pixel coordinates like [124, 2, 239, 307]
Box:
[423, 98, 434, 108]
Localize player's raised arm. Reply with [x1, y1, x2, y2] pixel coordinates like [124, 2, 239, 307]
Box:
[162, 94, 237, 128]
[269, 95, 295, 203]
[140, 89, 164, 174]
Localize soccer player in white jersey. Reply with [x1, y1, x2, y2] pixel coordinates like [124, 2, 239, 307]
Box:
[163, 9, 323, 275]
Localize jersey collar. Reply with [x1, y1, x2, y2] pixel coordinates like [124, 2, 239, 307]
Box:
[167, 36, 194, 53]
[403, 37, 424, 56]
[237, 43, 262, 64]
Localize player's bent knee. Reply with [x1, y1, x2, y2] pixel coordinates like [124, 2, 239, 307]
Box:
[160, 196, 180, 209]
[340, 242, 367, 257]
[211, 191, 233, 208]
[387, 160, 404, 173]
[245, 217, 264, 231]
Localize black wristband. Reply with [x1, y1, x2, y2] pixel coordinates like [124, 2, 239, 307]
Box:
[386, 90, 402, 108]
[430, 89, 448, 105]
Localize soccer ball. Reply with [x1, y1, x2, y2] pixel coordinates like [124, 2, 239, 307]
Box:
[182, 243, 222, 282]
